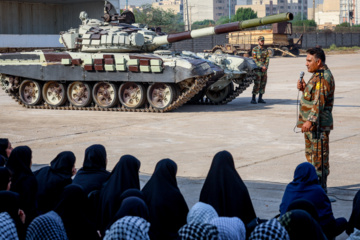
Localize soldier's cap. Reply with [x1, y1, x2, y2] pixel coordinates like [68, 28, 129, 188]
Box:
[258, 36, 265, 41]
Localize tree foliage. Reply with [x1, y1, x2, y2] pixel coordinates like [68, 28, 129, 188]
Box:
[133, 4, 184, 33]
[291, 13, 316, 27]
[231, 7, 258, 22]
[191, 19, 215, 30]
[215, 7, 257, 25]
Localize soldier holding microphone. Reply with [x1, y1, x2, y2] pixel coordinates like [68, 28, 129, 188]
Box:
[297, 47, 335, 192]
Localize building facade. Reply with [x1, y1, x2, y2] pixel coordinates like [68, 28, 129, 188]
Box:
[236, 0, 307, 18]
[340, 0, 360, 24]
[183, 0, 237, 30]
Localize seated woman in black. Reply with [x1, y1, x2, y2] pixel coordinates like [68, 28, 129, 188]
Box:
[54, 184, 100, 240]
[73, 144, 110, 195]
[0, 138, 13, 166]
[34, 151, 76, 214]
[97, 154, 141, 236]
[0, 191, 26, 240]
[0, 167, 12, 191]
[142, 158, 189, 240]
[6, 146, 38, 226]
[279, 162, 347, 239]
[199, 150, 257, 226]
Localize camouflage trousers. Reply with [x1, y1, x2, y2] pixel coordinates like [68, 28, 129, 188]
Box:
[304, 131, 330, 178]
[252, 72, 267, 95]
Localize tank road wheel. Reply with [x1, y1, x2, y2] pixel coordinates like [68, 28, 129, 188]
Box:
[147, 83, 175, 110]
[118, 82, 146, 109]
[42, 81, 67, 107]
[93, 82, 118, 108]
[205, 84, 231, 104]
[67, 81, 92, 107]
[19, 80, 42, 106]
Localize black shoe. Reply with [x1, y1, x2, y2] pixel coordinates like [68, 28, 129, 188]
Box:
[258, 94, 266, 103]
[250, 94, 257, 104]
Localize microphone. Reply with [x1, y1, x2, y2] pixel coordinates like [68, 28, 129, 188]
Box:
[299, 71, 305, 83]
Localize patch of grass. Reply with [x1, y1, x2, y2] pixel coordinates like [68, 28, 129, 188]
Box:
[324, 45, 360, 51]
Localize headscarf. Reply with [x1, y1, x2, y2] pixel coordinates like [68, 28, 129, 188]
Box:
[119, 188, 146, 203]
[104, 216, 150, 240]
[97, 154, 141, 235]
[0, 191, 25, 239]
[104, 189, 147, 230]
[25, 211, 68, 240]
[187, 202, 218, 224]
[178, 222, 219, 240]
[0, 138, 9, 163]
[0, 167, 11, 190]
[210, 217, 246, 240]
[286, 198, 319, 222]
[34, 151, 76, 214]
[348, 190, 360, 235]
[72, 144, 110, 195]
[142, 159, 189, 240]
[54, 184, 99, 240]
[0, 212, 18, 240]
[249, 219, 289, 240]
[278, 210, 327, 240]
[199, 151, 256, 225]
[279, 162, 335, 226]
[107, 196, 150, 230]
[6, 146, 38, 225]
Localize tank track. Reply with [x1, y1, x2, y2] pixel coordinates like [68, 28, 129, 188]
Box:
[194, 72, 256, 105]
[0, 77, 209, 113]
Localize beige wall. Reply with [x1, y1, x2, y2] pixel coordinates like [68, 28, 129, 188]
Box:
[316, 11, 340, 25]
[189, 0, 214, 23]
[308, 4, 323, 20]
[323, 0, 340, 12]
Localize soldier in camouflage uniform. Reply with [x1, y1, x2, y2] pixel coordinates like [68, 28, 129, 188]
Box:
[251, 36, 270, 104]
[297, 47, 335, 192]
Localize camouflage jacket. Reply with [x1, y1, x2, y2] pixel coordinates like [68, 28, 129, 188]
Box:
[252, 46, 270, 73]
[297, 65, 335, 131]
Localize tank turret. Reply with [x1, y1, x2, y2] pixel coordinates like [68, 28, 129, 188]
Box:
[60, 11, 293, 53]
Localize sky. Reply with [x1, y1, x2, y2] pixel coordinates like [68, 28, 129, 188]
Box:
[122, 0, 324, 8]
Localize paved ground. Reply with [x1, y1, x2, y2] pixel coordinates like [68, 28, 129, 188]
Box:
[1, 53, 359, 239]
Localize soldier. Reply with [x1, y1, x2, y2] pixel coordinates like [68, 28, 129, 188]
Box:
[297, 47, 335, 192]
[251, 36, 270, 104]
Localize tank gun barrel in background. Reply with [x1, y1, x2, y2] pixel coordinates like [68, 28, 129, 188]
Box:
[149, 12, 293, 49]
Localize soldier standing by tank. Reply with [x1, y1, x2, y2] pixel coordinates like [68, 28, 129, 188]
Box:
[251, 36, 270, 104]
[297, 47, 335, 192]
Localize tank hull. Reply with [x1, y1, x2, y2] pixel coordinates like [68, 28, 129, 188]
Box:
[0, 51, 221, 112]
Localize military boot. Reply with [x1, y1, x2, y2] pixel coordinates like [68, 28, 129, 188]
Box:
[258, 94, 266, 103]
[250, 94, 257, 104]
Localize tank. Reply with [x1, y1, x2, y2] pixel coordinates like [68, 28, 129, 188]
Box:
[0, 4, 293, 112]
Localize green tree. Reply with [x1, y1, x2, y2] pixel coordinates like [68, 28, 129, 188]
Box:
[231, 7, 258, 22]
[215, 7, 257, 25]
[191, 19, 215, 30]
[291, 13, 316, 27]
[133, 4, 184, 33]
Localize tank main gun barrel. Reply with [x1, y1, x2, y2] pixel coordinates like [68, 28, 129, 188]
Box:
[150, 12, 293, 48]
